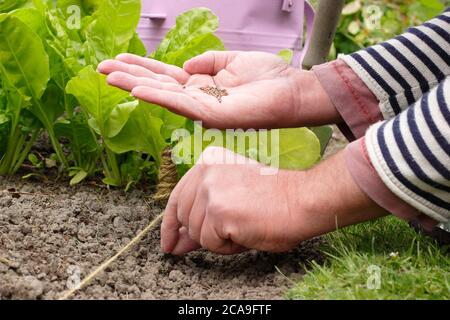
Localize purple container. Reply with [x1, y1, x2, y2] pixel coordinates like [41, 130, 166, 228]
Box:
[137, 0, 314, 66]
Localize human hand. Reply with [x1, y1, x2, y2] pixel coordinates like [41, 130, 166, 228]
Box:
[160, 147, 387, 255]
[97, 51, 339, 129]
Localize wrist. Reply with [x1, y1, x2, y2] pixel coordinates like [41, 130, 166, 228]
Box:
[290, 69, 343, 126]
[288, 150, 388, 242]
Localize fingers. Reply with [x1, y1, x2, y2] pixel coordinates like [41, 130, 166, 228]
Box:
[107, 71, 183, 93]
[98, 59, 179, 84]
[170, 227, 201, 255]
[115, 53, 190, 84]
[131, 86, 203, 120]
[183, 51, 239, 75]
[160, 167, 194, 253]
[200, 215, 246, 255]
[162, 148, 253, 256]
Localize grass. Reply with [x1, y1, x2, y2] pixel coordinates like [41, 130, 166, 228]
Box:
[287, 216, 450, 300]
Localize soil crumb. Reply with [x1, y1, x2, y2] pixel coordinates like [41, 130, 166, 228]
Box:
[0, 176, 324, 300]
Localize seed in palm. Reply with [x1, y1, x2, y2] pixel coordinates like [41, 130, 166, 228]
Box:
[199, 86, 229, 103]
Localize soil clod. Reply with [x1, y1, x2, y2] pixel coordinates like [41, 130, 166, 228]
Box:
[0, 175, 323, 300]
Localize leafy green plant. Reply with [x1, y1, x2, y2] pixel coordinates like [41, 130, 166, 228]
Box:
[0, 2, 329, 188]
[329, 0, 447, 57]
[0, 0, 159, 186]
[66, 66, 164, 186]
[0, 14, 55, 174]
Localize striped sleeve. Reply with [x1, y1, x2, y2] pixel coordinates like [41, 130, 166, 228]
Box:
[365, 78, 450, 223]
[341, 8, 450, 120]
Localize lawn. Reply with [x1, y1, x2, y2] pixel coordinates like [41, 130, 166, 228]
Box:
[287, 217, 450, 299]
[285, 0, 450, 302]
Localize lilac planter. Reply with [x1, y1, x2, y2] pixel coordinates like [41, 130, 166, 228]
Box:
[137, 0, 314, 66]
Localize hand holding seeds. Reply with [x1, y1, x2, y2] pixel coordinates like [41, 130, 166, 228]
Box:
[98, 51, 339, 129]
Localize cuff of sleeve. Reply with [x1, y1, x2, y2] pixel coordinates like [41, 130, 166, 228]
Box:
[313, 59, 383, 140]
[345, 138, 439, 229]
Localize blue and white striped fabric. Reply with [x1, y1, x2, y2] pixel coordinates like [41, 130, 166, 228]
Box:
[366, 79, 450, 222]
[342, 9, 450, 119]
[343, 8, 450, 223]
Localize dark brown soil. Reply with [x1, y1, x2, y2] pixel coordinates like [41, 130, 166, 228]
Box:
[0, 176, 326, 300]
[0, 126, 346, 300]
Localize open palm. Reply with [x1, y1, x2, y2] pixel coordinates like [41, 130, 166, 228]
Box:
[98, 51, 301, 129]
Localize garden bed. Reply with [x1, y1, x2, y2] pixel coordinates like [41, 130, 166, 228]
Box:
[0, 173, 325, 300]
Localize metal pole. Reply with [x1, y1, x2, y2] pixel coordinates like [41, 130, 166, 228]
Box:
[302, 0, 345, 70]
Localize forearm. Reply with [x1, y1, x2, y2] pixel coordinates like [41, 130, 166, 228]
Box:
[290, 150, 389, 241]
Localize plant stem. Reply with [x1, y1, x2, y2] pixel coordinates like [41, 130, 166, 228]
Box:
[10, 132, 25, 172]
[0, 124, 21, 175]
[11, 129, 40, 174]
[105, 146, 121, 185]
[47, 126, 69, 169]
[99, 148, 112, 178]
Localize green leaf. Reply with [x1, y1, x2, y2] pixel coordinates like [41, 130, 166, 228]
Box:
[66, 66, 128, 132]
[163, 33, 225, 67]
[37, 82, 64, 123]
[173, 126, 321, 171]
[105, 101, 165, 164]
[69, 169, 88, 185]
[147, 103, 187, 141]
[54, 115, 98, 154]
[10, 8, 47, 38]
[0, 13, 64, 167]
[28, 153, 40, 166]
[419, 0, 444, 10]
[153, 8, 220, 61]
[84, 0, 141, 63]
[309, 126, 333, 156]
[408, 1, 444, 22]
[271, 128, 321, 169]
[105, 100, 138, 138]
[127, 32, 147, 57]
[342, 1, 361, 16]
[0, 0, 32, 12]
[347, 21, 360, 35]
[56, 0, 102, 17]
[102, 176, 120, 187]
[278, 49, 294, 64]
[66, 66, 164, 167]
[0, 14, 49, 101]
[0, 113, 8, 125]
[0, 126, 9, 157]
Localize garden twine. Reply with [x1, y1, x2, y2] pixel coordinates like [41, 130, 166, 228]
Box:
[154, 148, 178, 203]
[59, 212, 164, 300]
[59, 149, 179, 300]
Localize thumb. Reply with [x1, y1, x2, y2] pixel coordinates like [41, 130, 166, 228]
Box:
[183, 51, 238, 75]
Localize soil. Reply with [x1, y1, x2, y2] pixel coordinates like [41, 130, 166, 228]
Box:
[0, 127, 347, 300]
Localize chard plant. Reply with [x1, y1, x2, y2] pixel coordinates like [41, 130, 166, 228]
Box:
[0, 0, 162, 187]
[0, 1, 331, 188]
